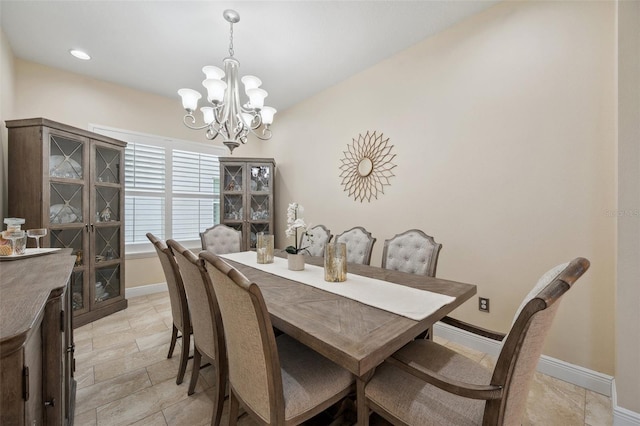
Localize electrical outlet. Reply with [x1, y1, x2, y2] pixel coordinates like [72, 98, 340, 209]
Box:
[479, 297, 490, 313]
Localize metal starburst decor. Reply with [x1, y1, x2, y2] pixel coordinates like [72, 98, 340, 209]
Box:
[339, 131, 396, 203]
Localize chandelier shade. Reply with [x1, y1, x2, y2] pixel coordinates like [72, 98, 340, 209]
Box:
[178, 9, 276, 153]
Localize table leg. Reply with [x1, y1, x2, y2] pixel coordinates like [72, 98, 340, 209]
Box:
[356, 370, 375, 426]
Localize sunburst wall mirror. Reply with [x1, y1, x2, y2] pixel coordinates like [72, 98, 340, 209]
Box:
[339, 131, 396, 203]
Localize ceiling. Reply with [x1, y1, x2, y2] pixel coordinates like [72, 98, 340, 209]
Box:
[1, 1, 498, 113]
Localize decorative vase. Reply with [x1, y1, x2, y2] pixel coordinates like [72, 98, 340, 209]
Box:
[256, 232, 274, 264]
[288, 253, 305, 271]
[324, 242, 347, 282]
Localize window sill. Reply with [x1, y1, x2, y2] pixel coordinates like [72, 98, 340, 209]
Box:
[125, 240, 202, 260]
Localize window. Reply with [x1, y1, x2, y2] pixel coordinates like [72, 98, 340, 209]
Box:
[90, 125, 225, 256]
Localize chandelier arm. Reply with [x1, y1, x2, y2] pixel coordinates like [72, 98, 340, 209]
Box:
[205, 127, 220, 141]
[247, 126, 272, 141]
[183, 114, 212, 131]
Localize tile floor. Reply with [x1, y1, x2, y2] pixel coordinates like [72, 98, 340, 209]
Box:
[74, 292, 613, 426]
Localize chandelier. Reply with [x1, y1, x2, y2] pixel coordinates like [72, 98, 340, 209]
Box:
[178, 9, 276, 154]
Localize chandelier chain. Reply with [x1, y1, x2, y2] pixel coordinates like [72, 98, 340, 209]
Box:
[228, 22, 234, 57]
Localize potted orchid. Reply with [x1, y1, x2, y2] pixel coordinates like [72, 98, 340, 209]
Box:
[285, 203, 310, 270]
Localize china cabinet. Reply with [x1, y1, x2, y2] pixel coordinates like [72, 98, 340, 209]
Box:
[219, 157, 275, 250]
[6, 118, 127, 327]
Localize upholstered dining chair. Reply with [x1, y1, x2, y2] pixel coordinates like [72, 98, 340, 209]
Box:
[200, 224, 242, 254]
[381, 229, 442, 277]
[299, 224, 332, 257]
[360, 257, 590, 426]
[146, 233, 191, 385]
[168, 240, 227, 426]
[200, 251, 355, 425]
[335, 226, 376, 265]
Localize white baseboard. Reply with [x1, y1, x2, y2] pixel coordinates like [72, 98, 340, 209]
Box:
[125, 282, 168, 299]
[433, 322, 614, 396]
[612, 380, 640, 426]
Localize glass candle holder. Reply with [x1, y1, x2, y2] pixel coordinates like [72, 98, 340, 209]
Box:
[256, 232, 274, 264]
[324, 242, 347, 282]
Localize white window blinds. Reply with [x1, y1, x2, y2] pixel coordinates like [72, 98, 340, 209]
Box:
[125, 143, 166, 242]
[171, 150, 220, 240]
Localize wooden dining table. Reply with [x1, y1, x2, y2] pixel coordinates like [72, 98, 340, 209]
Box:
[221, 253, 477, 424]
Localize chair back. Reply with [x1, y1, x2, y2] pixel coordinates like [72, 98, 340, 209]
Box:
[201, 252, 284, 424]
[486, 257, 590, 424]
[168, 240, 225, 365]
[381, 229, 442, 276]
[299, 224, 332, 257]
[200, 224, 242, 253]
[335, 226, 376, 265]
[146, 233, 189, 334]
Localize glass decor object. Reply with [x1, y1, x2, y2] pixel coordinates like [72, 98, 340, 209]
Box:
[27, 228, 48, 248]
[3, 218, 27, 255]
[324, 242, 347, 282]
[256, 232, 274, 264]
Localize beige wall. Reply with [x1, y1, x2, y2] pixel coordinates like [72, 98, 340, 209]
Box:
[1, 27, 16, 222]
[616, 0, 640, 414]
[268, 1, 616, 374]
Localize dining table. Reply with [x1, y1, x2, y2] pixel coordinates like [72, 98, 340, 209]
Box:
[219, 251, 477, 425]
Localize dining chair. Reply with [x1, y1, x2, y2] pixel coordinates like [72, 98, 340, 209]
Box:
[168, 240, 227, 426]
[360, 257, 590, 426]
[299, 224, 332, 257]
[381, 229, 442, 277]
[146, 233, 191, 385]
[200, 224, 242, 254]
[335, 226, 376, 265]
[200, 251, 355, 425]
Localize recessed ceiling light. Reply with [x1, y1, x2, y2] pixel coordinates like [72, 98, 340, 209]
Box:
[69, 49, 91, 60]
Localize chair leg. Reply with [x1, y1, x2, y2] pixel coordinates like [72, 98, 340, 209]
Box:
[188, 347, 201, 395]
[229, 390, 239, 426]
[176, 329, 190, 385]
[211, 356, 227, 426]
[168, 324, 178, 359]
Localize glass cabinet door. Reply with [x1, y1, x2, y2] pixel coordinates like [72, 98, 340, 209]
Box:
[92, 144, 124, 306]
[49, 183, 84, 224]
[95, 146, 121, 184]
[50, 228, 89, 314]
[249, 165, 271, 192]
[94, 264, 122, 303]
[48, 131, 90, 315]
[49, 134, 84, 180]
[223, 164, 244, 192]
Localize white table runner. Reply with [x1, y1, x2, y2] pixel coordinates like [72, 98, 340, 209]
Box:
[219, 251, 455, 321]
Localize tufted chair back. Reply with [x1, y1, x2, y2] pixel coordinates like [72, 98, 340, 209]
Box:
[335, 226, 376, 265]
[381, 229, 442, 277]
[299, 224, 332, 257]
[200, 224, 242, 254]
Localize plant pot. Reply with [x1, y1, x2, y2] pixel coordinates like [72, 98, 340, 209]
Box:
[288, 253, 305, 271]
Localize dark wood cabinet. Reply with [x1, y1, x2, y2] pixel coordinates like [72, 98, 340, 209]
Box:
[6, 118, 127, 326]
[219, 157, 275, 250]
[0, 249, 76, 425]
